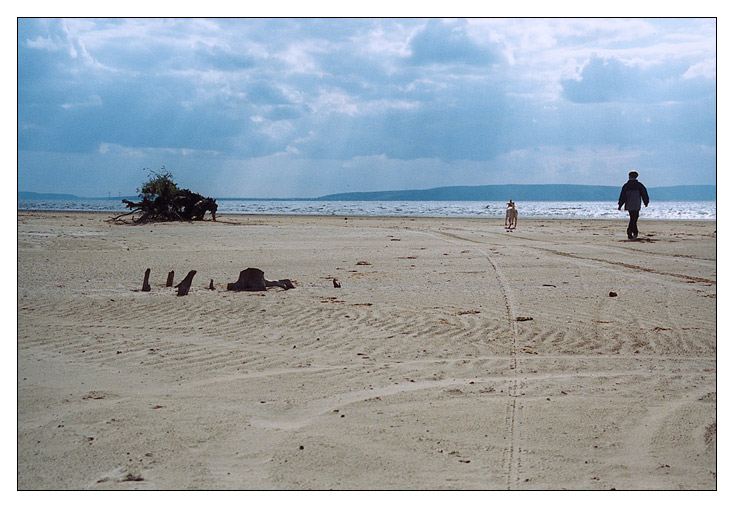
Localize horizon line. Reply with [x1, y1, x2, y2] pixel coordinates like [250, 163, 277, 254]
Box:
[18, 183, 717, 201]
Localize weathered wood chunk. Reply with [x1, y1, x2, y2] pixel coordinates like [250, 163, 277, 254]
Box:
[270, 279, 295, 290]
[227, 268, 267, 291]
[142, 268, 151, 292]
[227, 268, 294, 292]
[174, 270, 197, 296]
[166, 271, 175, 287]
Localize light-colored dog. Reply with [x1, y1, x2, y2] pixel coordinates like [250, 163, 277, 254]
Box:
[505, 200, 518, 229]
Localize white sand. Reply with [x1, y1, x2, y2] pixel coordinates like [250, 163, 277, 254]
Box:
[17, 211, 716, 490]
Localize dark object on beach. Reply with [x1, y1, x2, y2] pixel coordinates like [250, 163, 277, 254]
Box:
[227, 268, 266, 291]
[120, 192, 217, 223]
[121, 472, 144, 482]
[333, 278, 341, 288]
[112, 168, 217, 223]
[609, 291, 618, 297]
[175, 270, 197, 296]
[166, 271, 175, 287]
[516, 316, 533, 321]
[208, 279, 215, 290]
[142, 268, 151, 292]
[227, 268, 295, 292]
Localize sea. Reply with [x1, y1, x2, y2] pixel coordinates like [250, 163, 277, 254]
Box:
[17, 199, 715, 221]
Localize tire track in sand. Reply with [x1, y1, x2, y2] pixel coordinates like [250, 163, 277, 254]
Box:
[413, 227, 524, 490]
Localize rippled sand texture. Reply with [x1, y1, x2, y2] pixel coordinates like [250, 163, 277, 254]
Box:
[17, 212, 716, 490]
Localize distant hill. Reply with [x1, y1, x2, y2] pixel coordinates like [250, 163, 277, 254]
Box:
[18, 191, 136, 201]
[317, 184, 716, 202]
[18, 191, 82, 200]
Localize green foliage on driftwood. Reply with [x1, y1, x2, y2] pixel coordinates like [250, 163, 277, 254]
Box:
[115, 168, 218, 223]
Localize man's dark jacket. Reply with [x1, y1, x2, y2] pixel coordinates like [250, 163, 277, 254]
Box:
[618, 178, 650, 211]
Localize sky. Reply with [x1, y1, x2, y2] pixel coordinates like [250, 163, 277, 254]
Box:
[17, 17, 717, 198]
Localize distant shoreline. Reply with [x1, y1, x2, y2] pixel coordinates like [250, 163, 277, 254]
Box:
[17, 210, 716, 223]
[18, 183, 716, 202]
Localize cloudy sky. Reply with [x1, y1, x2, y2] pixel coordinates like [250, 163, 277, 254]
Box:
[17, 17, 716, 198]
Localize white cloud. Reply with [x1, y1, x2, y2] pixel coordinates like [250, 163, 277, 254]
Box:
[60, 95, 103, 110]
[683, 58, 716, 79]
[312, 89, 360, 116]
[25, 35, 62, 51]
[359, 23, 415, 59]
[276, 40, 328, 76]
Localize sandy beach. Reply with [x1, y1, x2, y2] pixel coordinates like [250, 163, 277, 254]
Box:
[17, 211, 716, 490]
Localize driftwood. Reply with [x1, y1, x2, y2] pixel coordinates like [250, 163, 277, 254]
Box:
[175, 270, 197, 296]
[270, 278, 294, 290]
[333, 278, 341, 288]
[135, 268, 293, 295]
[227, 268, 266, 291]
[142, 268, 151, 292]
[117, 193, 217, 224]
[227, 268, 294, 292]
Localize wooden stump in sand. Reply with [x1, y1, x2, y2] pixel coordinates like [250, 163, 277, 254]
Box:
[227, 268, 294, 292]
[175, 270, 197, 296]
[272, 278, 295, 290]
[166, 271, 175, 287]
[142, 268, 151, 292]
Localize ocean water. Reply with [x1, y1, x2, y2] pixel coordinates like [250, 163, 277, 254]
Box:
[17, 199, 715, 221]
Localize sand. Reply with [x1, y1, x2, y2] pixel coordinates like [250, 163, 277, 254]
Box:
[16, 211, 716, 490]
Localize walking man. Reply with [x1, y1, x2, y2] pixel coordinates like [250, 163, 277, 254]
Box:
[618, 171, 649, 240]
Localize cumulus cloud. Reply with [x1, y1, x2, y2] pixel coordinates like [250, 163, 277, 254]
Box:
[561, 54, 715, 105]
[408, 19, 499, 66]
[562, 56, 641, 103]
[683, 58, 716, 79]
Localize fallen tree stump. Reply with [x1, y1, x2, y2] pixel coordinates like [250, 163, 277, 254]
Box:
[227, 268, 294, 292]
[175, 270, 197, 296]
[142, 268, 151, 292]
[113, 170, 218, 224]
[227, 268, 266, 291]
[269, 278, 295, 290]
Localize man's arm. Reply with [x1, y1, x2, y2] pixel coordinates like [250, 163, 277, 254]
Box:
[641, 183, 649, 207]
[618, 184, 627, 210]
